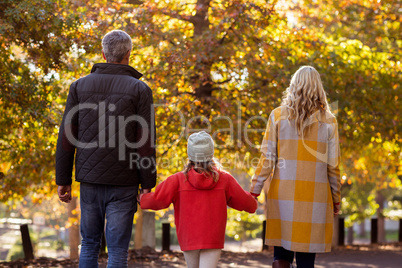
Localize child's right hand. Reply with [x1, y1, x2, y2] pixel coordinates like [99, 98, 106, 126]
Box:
[137, 193, 143, 203]
[333, 202, 340, 216]
[137, 188, 151, 204]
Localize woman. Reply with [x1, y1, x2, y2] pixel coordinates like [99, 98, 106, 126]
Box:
[250, 66, 341, 268]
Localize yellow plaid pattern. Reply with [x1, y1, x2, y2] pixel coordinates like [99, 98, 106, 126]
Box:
[250, 106, 341, 253]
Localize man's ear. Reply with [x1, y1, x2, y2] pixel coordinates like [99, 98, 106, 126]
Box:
[125, 50, 131, 62]
[102, 51, 106, 61]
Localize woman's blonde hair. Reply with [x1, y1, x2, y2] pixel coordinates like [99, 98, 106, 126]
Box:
[183, 160, 220, 182]
[281, 66, 330, 135]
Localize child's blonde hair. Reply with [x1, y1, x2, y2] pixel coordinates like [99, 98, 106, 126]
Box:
[183, 160, 220, 182]
[281, 66, 331, 135]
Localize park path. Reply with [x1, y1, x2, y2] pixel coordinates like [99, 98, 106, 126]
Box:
[1, 241, 401, 267]
[121, 243, 402, 268]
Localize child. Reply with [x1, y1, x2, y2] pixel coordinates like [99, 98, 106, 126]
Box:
[139, 131, 257, 268]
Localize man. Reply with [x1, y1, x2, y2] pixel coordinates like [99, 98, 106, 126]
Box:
[56, 30, 156, 268]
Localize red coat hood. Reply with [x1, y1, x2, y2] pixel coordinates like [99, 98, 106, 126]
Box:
[187, 168, 218, 190]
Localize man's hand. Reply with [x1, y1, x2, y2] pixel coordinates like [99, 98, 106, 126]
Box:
[58, 185, 72, 203]
[142, 188, 151, 194]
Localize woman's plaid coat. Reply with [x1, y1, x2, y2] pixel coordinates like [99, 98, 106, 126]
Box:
[250, 106, 341, 253]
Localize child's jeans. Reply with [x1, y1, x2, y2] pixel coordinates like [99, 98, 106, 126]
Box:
[183, 249, 221, 268]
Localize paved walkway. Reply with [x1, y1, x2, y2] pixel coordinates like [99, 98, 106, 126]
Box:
[121, 242, 402, 268]
[1, 241, 400, 267]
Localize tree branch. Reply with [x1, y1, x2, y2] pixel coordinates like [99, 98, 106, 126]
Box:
[159, 8, 192, 22]
[214, 77, 232, 85]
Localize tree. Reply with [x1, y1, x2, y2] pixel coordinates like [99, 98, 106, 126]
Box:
[1, 0, 400, 250]
[0, 0, 95, 258]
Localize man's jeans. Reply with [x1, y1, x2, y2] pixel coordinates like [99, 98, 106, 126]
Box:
[79, 182, 138, 268]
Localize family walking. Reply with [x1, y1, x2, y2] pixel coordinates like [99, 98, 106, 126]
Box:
[56, 30, 341, 268]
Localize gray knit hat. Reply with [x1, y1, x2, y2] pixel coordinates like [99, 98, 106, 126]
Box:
[187, 131, 214, 162]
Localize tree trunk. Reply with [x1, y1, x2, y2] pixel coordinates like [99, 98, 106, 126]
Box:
[347, 225, 354, 244]
[358, 221, 366, 237]
[134, 206, 143, 249]
[376, 191, 386, 243]
[68, 196, 80, 259]
[190, 0, 211, 36]
[190, 0, 214, 100]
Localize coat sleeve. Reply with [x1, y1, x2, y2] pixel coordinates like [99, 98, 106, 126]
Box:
[327, 118, 341, 204]
[249, 110, 278, 197]
[226, 174, 257, 213]
[140, 175, 179, 210]
[56, 82, 79, 186]
[136, 85, 157, 189]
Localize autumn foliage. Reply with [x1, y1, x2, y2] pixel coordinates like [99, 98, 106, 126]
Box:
[0, 0, 401, 228]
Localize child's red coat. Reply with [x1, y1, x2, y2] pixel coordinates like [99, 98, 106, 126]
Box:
[140, 169, 257, 251]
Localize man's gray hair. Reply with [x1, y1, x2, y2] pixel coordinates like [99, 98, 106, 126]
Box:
[102, 30, 132, 63]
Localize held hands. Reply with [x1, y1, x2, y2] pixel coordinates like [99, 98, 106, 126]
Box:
[142, 188, 151, 194]
[137, 188, 151, 204]
[333, 202, 341, 216]
[58, 185, 72, 203]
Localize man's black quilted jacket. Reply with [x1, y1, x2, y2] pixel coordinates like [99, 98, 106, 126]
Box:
[56, 63, 156, 189]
